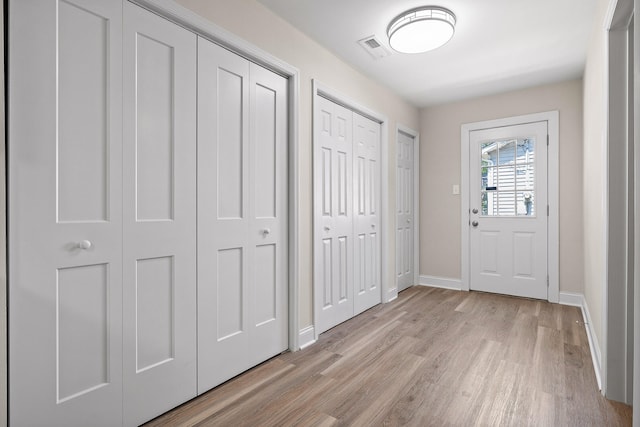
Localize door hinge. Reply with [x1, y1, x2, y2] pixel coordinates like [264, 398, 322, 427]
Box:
[547, 275, 549, 287]
[547, 205, 549, 216]
[547, 135, 549, 146]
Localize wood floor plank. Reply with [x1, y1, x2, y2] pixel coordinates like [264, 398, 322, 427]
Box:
[145, 287, 632, 427]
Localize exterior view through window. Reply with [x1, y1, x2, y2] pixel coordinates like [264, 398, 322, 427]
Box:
[480, 137, 536, 216]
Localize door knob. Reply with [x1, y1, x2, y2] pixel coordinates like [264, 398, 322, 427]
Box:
[472, 208, 478, 214]
[406, 218, 411, 223]
[472, 221, 479, 227]
[324, 226, 331, 231]
[371, 224, 375, 229]
[262, 228, 271, 235]
[77, 240, 92, 250]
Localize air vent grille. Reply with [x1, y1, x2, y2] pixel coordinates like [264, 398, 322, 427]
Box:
[357, 35, 390, 60]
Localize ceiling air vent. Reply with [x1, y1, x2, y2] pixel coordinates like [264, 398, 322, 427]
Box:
[358, 35, 391, 60]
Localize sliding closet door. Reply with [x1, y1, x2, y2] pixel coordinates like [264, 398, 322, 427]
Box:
[197, 38, 288, 393]
[353, 113, 382, 314]
[122, 4, 197, 425]
[314, 96, 355, 334]
[9, 0, 123, 425]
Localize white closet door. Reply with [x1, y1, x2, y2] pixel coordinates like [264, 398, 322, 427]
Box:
[248, 62, 289, 366]
[396, 131, 415, 292]
[197, 38, 288, 393]
[9, 0, 123, 425]
[353, 114, 382, 314]
[122, 4, 197, 425]
[314, 96, 354, 334]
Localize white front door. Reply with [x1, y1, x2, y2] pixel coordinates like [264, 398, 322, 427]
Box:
[9, 0, 124, 425]
[197, 38, 288, 393]
[353, 113, 382, 314]
[469, 121, 548, 299]
[396, 131, 415, 292]
[314, 96, 354, 334]
[122, 4, 197, 425]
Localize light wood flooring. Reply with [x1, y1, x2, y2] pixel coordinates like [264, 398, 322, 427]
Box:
[145, 286, 632, 426]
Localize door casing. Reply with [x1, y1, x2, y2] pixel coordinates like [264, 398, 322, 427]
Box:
[461, 111, 560, 302]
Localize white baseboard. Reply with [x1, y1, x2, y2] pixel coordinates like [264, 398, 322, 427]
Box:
[559, 292, 602, 390]
[558, 292, 583, 307]
[298, 325, 316, 350]
[418, 275, 463, 291]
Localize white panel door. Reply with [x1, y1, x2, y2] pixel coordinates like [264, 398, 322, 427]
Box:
[314, 96, 354, 334]
[353, 113, 382, 314]
[123, 4, 197, 425]
[9, 0, 123, 425]
[197, 38, 288, 393]
[396, 131, 415, 292]
[469, 121, 548, 299]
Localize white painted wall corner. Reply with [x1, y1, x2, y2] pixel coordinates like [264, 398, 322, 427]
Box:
[418, 275, 463, 291]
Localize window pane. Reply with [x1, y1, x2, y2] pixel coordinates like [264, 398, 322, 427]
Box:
[498, 140, 516, 165]
[517, 191, 535, 216]
[497, 192, 516, 215]
[497, 166, 515, 191]
[516, 138, 535, 164]
[516, 164, 535, 191]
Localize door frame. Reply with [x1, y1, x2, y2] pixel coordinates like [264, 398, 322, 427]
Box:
[460, 111, 560, 302]
[130, 0, 302, 350]
[312, 79, 391, 340]
[604, 0, 634, 403]
[396, 125, 420, 291]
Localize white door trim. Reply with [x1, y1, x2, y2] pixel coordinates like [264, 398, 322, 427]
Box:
[312, 79, 391, 340]
[396, 124, 420, 289]
[461, 111, 559, 302]
[603, 0, 634, 403]
[129, 0, 302, 350]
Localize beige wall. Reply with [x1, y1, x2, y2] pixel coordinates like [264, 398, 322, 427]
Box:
[175, 0, 420, 329]
[419, 79, 585, 294]
[582, 0, 610, 352]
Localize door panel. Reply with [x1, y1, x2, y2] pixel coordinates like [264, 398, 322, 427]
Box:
[123, 3, 197, 425]
[198, 38, 288, 393]
[9, 0, 123, 425]
[469, 122, 548, 299]
[314, 97, 354, 334]
[396, 131, 415, 292]
[353, 114, 382, 314]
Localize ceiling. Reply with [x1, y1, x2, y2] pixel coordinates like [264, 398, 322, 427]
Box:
[256, 0, 597, 107]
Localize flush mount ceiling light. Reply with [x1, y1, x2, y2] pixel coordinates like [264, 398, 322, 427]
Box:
[387, 6, 456, 54]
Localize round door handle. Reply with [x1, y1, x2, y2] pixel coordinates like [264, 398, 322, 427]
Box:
[371, 224, 376, 229]
[472, 208, 478, 214]
[406, 219, 411, 223]
[324, 226, 331, 231]
[472, 221, 479, 227]
[77, 240, 92, 250]
[262, 228, 271, 235]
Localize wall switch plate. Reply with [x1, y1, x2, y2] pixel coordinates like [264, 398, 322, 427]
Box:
[453, 184, 460, 195]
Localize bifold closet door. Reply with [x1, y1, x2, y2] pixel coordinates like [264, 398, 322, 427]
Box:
[123, 3, 197, 425]
[9, 0, 124, 425]
[353, 114, 382, 314]
[314, 96, 355, 334]
[197, 37, 288, 393]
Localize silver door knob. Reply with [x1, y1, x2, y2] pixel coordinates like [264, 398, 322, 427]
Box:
[262, 228, 271, 235]
[371, 224, 375, 229]
[472, 221, 479, 227]
[77, 240, 92, 250]
[324, 226, 331, 231]
[406, 218, 411, 223]
[472, 208, 478, 214]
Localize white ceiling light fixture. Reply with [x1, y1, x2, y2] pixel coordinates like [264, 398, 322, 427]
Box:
[387, 6, 456, 54]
